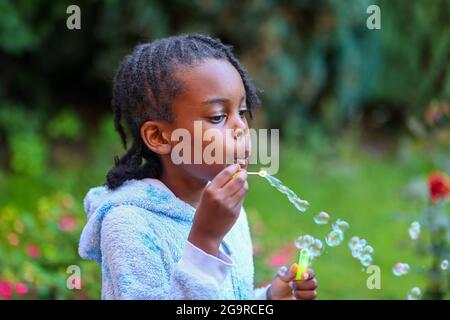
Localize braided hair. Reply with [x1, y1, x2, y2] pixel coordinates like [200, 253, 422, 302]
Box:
[106, 34, 261, 190]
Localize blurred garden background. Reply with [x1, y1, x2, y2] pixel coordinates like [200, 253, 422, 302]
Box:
[1, 0, 449, 299]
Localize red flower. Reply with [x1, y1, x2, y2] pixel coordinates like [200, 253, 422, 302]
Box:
[428, 172, 450, 203]
[26, 244, 41, 259]
[15, 283, 28, 296]
[0, 281, 13, 299]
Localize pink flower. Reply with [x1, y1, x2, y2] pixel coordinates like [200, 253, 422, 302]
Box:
[58, 214, 77, 232]
[267, 243, 296, 269]
[27, 244, 41, 258]
[0, 281, 13, 299]
[16, 283, 28, 296]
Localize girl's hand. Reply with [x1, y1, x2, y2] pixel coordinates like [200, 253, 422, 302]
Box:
[188, 164, 248, 257]
[267, 264, 318, 300]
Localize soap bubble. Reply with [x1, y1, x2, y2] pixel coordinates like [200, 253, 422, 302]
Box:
[350, 237, 367, 250]
[348, 236, 361, 251]
[348, 236, 374, 266]
[295, 235, 315, 249]
[309, 238, 325, 259]
[351, 250, 362, 259]
[265, 174, 283, 189]
[313, 211, 330, 225]
[441, 260, 449, 270]
[360, 254, 373, 267]
[261, 174, 309, 212]
[289, 196, 310, 212]
[326, 229, 344, 247]
[392, 263, 410, 276]
[407, 287, 422, 300]
[349, 236, 364, 258]
[332, 219, 350, 232]
[360, 245, 374, 256]
[295, 235, 324, 259]
[408, 221, 421, 240]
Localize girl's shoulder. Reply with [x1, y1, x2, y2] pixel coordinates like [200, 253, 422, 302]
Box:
[79, 179, 192, 263]
[84, 179, 193, 219]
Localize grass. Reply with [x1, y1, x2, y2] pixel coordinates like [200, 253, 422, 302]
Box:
[246, 134, 434, 299]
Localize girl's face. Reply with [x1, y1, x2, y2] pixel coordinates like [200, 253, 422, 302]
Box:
[168, 58, 251, 182]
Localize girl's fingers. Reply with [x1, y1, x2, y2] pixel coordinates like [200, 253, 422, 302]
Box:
[230, 198, 244, 213]
[293, 278, 318, 291]
[293, 289, 317, 300]
[296, 268, 315, 281]
[210, 164, 241, 189]
[224, 170, 248, 196]
[304, 268, 315, 281]
[228, 181, 249, 208]
[278, 264, 297, 282]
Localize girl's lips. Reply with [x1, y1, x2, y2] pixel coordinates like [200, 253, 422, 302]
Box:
[231, 149, 250, 167]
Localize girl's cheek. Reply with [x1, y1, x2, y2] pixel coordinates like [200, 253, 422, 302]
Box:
[189, 125, 251, 166]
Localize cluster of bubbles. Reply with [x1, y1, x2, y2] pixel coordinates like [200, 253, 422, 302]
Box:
[326, 229, 344, 247]
[294, 215, 353, 262]
[312, 210, 351, 248]
[325, 219, 350, 247]
[408, 221, 421, 240]
[394, 219, 447, 299]
[393, 221, 423, 299]
[348, 236, 374, 267]
[294, 234, 324, 259]
[253, 170, 310, 212]
[253, 170, 443, 300]
[392, 262, 410, 276]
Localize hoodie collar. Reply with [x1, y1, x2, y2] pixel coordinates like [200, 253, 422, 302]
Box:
[84, 179, 196, 223]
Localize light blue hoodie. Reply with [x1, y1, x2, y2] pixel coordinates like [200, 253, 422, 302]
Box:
[78, 178, 266, 299]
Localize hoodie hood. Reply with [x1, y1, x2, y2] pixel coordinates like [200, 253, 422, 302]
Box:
[78, 179, 196, 264]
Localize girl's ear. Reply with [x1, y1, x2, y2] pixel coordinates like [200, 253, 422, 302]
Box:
[140, 120, 172, 155]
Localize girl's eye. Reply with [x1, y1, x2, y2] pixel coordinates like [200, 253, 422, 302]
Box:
[208, 115, 227, 124]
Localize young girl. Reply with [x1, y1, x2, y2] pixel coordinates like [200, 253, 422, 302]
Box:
[79, 34, 318, 300]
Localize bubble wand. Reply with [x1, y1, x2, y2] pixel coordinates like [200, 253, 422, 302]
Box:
[295, 248, 311, 280]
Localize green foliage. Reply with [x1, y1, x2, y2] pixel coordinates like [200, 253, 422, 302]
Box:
[1, 1, 449, 130]
[0, 194, 100, 299]
[0, 111, 121, 299]
[422, 200, 450, 299]
[375, 0, 450, 115]
[47, 109, 84, 141]
[9, 132, 48, 176]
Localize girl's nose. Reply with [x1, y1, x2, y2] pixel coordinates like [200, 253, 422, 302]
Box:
[230, 114, 248, 139]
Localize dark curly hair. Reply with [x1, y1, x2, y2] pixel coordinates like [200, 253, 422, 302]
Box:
[106, 34, 262, 190]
